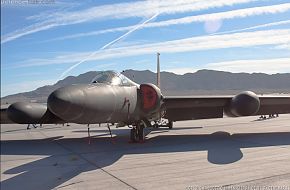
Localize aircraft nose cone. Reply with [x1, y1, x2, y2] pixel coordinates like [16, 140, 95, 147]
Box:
[48, 88, 70, 114]
[47, 85, 85, 121]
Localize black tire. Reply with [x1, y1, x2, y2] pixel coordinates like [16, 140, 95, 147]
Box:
[138, 126, 145, 141]
[130, 128, 138, 142]
[167, 121, 173, 129]
[153, 123, 159, 128]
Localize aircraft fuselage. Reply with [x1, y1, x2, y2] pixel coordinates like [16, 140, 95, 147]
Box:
[48, 83, 140, 124]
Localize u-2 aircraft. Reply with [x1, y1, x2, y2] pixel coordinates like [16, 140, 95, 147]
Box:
[3, 55, 290, 142]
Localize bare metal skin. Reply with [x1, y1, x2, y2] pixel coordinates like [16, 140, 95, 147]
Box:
[224, 91, 260, 117]
[7, 102, 46, 124]
[48, 84, 139, 124]
[7, 102, 62, 124]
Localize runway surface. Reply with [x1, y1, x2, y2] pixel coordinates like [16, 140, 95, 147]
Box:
[1, 115, 290, 190]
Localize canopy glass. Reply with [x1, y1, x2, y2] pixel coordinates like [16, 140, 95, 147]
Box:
[91, 71, 138, 86]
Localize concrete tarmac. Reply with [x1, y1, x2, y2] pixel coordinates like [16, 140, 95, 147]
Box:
[1, 115, 290, 190]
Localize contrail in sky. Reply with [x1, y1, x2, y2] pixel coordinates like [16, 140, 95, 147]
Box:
[211, 19, 290, 35]
[59, 13, 159, 79]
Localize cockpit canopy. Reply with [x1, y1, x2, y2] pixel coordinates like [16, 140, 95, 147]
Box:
[91, 71, 138, 86]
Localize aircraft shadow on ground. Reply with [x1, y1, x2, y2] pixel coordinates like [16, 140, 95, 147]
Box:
[1, 131, 290, 190]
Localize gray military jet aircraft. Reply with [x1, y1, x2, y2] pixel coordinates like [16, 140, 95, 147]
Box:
[3, 67, 290, 142]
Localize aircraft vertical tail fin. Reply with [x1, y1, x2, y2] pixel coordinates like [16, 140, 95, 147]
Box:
[157, 52, 160, 89]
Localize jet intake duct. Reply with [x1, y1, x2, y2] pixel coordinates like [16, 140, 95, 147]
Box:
[224, 91, 260, 117]
[140, 83, 162, 114]
[7, 102, 62, 124]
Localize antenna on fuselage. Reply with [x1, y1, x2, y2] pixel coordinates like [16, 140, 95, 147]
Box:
[157, 52, 160, 89]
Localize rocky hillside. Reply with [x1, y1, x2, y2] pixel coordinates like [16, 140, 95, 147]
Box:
[2, 70, 290, 104]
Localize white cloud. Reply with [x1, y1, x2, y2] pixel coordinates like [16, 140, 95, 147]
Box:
[15, 29, 290, 68]
[205, 58, 290, 73]
[164, 58, 290, 74]
[1, 0, 258, 43]
[145, 3, 290, 28]
[1, 23, 58, 44]
[274, 43, 290, 50]
[47, 3, 290, 42]
[165, 67, 199, 74]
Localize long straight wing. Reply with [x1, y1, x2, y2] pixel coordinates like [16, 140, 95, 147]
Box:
[163, 94, 290, 121]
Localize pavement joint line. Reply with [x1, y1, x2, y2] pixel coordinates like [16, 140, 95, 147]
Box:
[107, 154, 290, 174]
[190, 117, 290, 129]
[54, 181, 84, 189]
[1, 157, 49, 163]
[197, 120, 256, 129]
[37, 130, 138, 190]
[231, 136, 290, 151]
[1, 128, 29, 134]
[213, 172, 290, 189]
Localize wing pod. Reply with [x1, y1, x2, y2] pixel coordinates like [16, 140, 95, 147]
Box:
[139, 83, 162, 118]
[224, 91, 260, 117]
[7, 102, 62, 124]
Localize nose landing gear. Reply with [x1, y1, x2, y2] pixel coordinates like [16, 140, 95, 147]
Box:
[129, 119, 173, 143]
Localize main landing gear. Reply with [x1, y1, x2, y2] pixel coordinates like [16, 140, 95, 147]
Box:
[130, 124, 144, 143]
[130, 119, 174, 142]
[130, 120, 151, 142]
[167, 121, 173, 129]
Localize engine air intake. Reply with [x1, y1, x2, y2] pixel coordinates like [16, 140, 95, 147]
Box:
[140, 83, 162, 114]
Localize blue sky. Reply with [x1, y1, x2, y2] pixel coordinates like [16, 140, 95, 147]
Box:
[1, 0, 290, 96]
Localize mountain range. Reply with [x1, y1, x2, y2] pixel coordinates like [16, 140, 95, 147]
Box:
[2, 69, 290, 104]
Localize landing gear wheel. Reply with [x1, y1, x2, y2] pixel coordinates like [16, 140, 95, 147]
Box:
[153, 122, 159, 129]
[137, 125, 144, 142]
[167, 121, 173, 129]
[130, 120, 149, 143]
[130, 127, 138, 142]
[130, 126, 144, 142]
